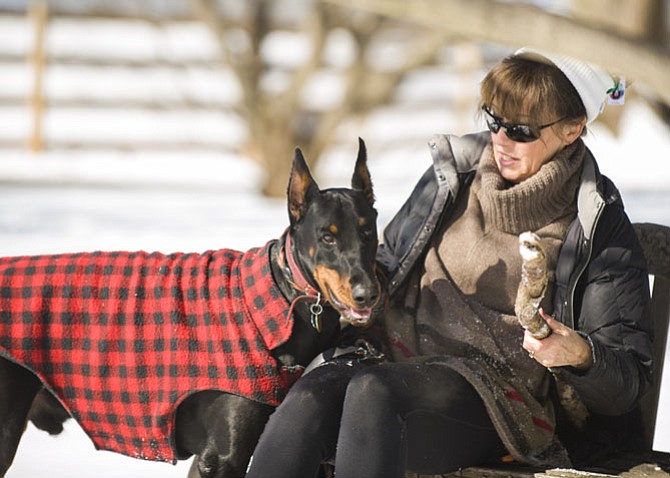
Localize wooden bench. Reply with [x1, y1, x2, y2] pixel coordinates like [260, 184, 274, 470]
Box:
[407, 222, 670, 478]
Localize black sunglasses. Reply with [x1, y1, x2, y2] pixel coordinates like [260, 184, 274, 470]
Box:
[482, 106, 565, 143]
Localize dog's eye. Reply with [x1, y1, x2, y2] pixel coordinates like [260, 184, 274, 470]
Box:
[321, 233, 336, 245]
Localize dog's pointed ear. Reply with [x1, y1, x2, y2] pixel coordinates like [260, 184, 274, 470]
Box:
[288, 147, 319, 224]
[351, 137, 374, 206]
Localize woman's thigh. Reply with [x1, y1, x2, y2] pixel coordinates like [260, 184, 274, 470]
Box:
[264, 359, 365, 444]
[246, 359, 369, 478]
[346, 362, 483, 414]
[344, 362, 505, 473]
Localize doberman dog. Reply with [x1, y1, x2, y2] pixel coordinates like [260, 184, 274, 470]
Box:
[0, 139, 381, 478]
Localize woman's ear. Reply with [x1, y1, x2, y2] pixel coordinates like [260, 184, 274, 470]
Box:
[561, 118, 586, 145]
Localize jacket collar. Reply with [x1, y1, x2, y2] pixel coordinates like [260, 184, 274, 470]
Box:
[428, 131, 488, 199]
[576, 149, 608, 241]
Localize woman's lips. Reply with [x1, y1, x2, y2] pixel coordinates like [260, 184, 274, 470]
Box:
[497, 151, 518, 165]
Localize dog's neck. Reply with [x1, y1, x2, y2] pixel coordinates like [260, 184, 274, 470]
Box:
[281, 231, 320, 298]
[270, 232, 328, 318]
[268, 234, 341, 368]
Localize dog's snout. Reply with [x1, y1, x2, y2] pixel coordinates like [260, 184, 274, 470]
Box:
[351, 282, 378, 308]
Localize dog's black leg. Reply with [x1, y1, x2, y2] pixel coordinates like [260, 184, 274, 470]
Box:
[175, 391, 274, 478]
[0, 358, 42, 477]
[28, 388, 70, 435]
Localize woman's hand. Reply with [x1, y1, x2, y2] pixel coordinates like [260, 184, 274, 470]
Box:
[523, 308, 593, 371]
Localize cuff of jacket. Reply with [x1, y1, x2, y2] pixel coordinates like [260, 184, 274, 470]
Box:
[578, 331, 597, 370]
[555, 338, 642, 415]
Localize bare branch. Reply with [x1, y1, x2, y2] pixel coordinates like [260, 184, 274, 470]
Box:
[322, 0, 670, 105]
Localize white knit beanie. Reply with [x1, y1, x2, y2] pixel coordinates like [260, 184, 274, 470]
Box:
[514, 47, 616, 124]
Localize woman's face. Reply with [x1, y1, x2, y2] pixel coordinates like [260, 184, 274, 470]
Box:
[490, 123, 568, 183]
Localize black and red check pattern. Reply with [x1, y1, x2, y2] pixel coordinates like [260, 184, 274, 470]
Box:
[0, 241, 301, 462]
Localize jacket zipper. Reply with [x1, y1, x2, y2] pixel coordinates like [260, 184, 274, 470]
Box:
[566, 202, 605, 329]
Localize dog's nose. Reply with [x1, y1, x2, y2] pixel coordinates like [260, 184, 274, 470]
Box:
[351, 283, 378, 308]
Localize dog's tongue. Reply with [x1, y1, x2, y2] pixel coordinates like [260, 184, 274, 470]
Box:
[346, 307, 372, 320]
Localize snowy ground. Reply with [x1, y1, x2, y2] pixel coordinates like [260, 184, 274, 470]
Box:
[1, 13, 669, 478]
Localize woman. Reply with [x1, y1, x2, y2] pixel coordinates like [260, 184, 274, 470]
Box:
[245, 47, 653, 478]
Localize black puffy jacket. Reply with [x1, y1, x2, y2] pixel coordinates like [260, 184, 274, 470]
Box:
[377, 131, 653, 423]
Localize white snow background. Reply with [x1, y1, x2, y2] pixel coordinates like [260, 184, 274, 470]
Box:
[0, 15, 669, 477]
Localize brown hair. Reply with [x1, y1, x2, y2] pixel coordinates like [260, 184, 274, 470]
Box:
[480, 56, 587, 134]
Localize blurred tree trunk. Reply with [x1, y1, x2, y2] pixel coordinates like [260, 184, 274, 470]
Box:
[192, 0, 449, 197]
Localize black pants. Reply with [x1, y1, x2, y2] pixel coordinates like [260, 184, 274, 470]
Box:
[245, 360, 506, 478]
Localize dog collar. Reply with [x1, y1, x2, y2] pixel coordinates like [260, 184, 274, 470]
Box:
[283, 232, 326, 332]
[284, 231, 320, 297]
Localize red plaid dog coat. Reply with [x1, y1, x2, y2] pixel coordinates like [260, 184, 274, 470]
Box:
[0, 241, 302, 462]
